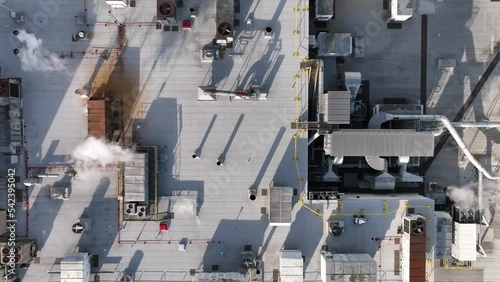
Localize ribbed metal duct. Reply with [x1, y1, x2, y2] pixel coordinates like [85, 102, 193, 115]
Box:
[365, 156, 385, 171]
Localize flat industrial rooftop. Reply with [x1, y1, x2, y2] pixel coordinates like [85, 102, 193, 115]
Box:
[0, 0, 312, 281]
[331, 0, 500, 281]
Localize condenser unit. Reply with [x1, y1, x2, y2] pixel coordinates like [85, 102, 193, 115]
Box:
[125, 203, 137, 215]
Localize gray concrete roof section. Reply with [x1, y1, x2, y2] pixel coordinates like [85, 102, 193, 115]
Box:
[0, 0, 310, 281]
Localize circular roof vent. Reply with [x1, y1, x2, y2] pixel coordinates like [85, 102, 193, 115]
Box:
[159, 3, 173, 16]
[241, 258, 253, 268]
[72, 222, 84, 234]
[217, 22, 232, 36]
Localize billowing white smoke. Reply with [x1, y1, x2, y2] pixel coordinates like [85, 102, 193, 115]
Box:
[72, 137, 134, 168]
[16, 30, 65, 72]
[446, 183, 478, 210]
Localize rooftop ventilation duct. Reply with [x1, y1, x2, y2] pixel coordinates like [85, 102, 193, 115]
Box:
[157, 0, 175, 21]
[323, 157, 341, 182]
[370, 171, 395, 190]
[365, 156, 385, 171]
[398, 156, 423, 183]
[368, 112, 393, 129]
[365, 112, 392, 172]
[390, 114, 500, 180]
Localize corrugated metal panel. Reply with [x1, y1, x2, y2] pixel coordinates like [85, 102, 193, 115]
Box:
[280, 251, 304, 281]
[87, 99, 111, 139]
[324, 91, 350, 124]
[124, 153, 149, 203]
[269, 187, 293, 225]
[329, 130, 434, 156]
[452, 222, 477, 261]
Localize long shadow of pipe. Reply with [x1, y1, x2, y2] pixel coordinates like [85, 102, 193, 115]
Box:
[123, 250, 144, 278]
[196, 114, 217, 156]
[218, 114, 245, 160]
[250, 127, 286, 190]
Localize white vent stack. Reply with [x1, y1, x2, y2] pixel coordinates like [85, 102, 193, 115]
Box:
[398, 156, 423, 183]
[323, 157, 341, 182]
[248, 188, 257, 201]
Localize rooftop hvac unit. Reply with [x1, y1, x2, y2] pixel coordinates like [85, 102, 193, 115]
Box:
[125, 203, 137, 215]
[403, 216, 426, 236]
[136, 206, 148, 218]
[0, 247, 21, 264]
[157, 0, 175, 21]
[411, 219, 426, 236]
[217, 22, 233, 37]
[201, 48, 219, 62]
[328, 221, 344, 236]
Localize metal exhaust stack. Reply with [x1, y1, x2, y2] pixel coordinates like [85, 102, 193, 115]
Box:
[248, 188, 257, 201]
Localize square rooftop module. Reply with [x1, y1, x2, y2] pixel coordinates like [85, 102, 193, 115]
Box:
[23, 169, 118, 281]
[326, 194, 435, 282]
[3, 0, 309, 281]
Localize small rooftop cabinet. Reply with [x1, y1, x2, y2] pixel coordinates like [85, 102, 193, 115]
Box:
[315, 0, 335, 21]
[105, 0, 129, 8]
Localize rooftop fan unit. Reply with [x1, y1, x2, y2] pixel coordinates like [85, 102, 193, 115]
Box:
[125, 203, 137, 215]
[157, 0, 175, 21]
[411, 219, 426, 236]
[201, 48, 218, 62]
[217, 22, 233, 36]
[136, 206, 147, 218]
[328, 221, 344, 236]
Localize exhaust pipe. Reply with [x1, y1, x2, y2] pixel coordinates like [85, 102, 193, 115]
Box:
[248, 188, 257, 201]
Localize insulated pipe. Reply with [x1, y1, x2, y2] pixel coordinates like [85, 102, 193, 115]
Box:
[390, 114, 500, 180]
[308, 131, 320, 145]
[451, 122, 500, 128]
[478, 171, 483, 213]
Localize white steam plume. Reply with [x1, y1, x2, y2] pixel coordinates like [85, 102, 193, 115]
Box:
[72, 137, 134, 168]
[16, 30, 65, 72]
[446, 183, 478, 210]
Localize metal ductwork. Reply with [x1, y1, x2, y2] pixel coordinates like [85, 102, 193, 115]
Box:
[365, 156, 385, 171]
[323, 157, 341, 182]
[370, 171, 395, 190]
[368, 112, 393, 129]
[366, 112, 392, 172]
[398, 156, 423, 183]
[309, 131, 321, 145]
[390, 114, 500, 180]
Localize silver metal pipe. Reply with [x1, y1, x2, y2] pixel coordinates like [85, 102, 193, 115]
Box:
[478, 171, 483, 213]
[390, 114, 500, 180]
[451, 122, 500, 128]
[308, 131, 320, 145]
